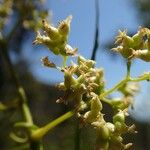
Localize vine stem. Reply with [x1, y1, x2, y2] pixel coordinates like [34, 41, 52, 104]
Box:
[31, 111, 74, 140]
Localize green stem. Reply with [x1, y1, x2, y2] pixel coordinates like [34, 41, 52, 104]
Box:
[31, 111, 74, 141]
[129, 73, 150, 82]
[62, 56, 67, 67]
[101, 97, 112, 105]
[100, 72, 150, 99]
[100, 78, 128, 98]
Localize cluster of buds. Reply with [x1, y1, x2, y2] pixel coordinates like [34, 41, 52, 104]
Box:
[92, 85, 138, 149]
[33, 16, 77, 56]
[94, 82, 139, 149]
[41, 56, 136, 150]
[57, 56, 104, 108]
[34, 16, 141, 150]
[112, 27, 150, 62]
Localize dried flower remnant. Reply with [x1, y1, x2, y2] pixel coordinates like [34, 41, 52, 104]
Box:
[41, 56, 56, 68]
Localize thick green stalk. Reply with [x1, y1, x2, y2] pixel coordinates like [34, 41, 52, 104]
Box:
[31, 111, 74, 140]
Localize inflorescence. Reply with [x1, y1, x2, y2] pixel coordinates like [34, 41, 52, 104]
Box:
[33, 16, 150, 150]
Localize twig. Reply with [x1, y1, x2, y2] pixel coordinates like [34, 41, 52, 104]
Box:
[31, 111, 74, 140]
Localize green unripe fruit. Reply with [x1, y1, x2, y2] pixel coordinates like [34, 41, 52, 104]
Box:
[101, 125, 110, 140]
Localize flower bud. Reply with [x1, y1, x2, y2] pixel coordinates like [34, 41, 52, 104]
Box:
[83, 111, 94, 123]
[100, 125, 110, 140]
[113, 111, 125, 124]
[132, 32, 143, 48]
[64, 44, 78, 56]
[58, 15, 72, 38]
[33, 31, 50, 45]
[106, 122, 115, 133]
[42, 19, 60, 40]
[112, 46, 134, 58]
[64, 71, 76, 89]
[115, 30, 134, 47]
[77, 56, 95, 68]
[91, 94, 102, 113]
[33, 16, 76, 56]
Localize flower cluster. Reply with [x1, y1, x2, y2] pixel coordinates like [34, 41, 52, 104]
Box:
[57, 56, 104, 108]
[33, 15, 77, 56]
[96, 82, 139, 149]
[112, 27, 150, 61]
[33, 16, 148, 150]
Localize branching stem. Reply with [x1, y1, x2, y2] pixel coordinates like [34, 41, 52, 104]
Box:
[31, 111, 74, 140]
